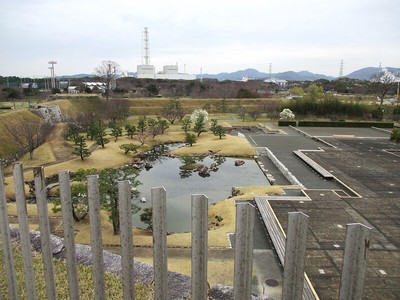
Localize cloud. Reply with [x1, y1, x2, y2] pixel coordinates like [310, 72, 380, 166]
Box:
[0, 0, 398, 77]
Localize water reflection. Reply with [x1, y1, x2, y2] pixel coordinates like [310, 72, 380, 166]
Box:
[177, 155, 227, 178]
[133, 147, 269, 232]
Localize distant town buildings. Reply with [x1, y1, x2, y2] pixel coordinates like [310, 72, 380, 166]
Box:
[263, 78, 288, 88]
[21, 83, 38, 89]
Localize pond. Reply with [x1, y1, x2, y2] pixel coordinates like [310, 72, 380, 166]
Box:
[133, 151, 270, 232]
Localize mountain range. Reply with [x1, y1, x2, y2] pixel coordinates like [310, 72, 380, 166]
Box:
[199, 67, 400, 81]
[199, 69, 334, 81]
[61, 67, 399, 81]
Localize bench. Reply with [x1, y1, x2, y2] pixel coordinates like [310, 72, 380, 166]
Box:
[293, 150, 334, 179]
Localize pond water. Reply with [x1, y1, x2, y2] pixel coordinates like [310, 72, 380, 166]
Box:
[133, 154, 270, 232]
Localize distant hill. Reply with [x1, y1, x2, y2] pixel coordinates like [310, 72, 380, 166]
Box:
[61, 73, 96, 79]
[59, 66, 399, 81]
[345, 67, 400, 80]
[199, 68, 334, 81]
[278, 71, 334, 81]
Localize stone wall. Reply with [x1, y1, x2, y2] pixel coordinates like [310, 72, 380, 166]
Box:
[30, 105, 62, 124]
[256, 147, 303, 187]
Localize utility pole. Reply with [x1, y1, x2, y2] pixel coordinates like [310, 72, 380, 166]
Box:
[339, 60, 344, 77]
[48, 61, 57, 89]
[269, 63, 272, 79]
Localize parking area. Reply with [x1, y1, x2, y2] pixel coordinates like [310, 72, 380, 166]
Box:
[252, 125, 400, 299]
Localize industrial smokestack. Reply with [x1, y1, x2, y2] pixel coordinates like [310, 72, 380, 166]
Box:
[143, 27, 150, 65]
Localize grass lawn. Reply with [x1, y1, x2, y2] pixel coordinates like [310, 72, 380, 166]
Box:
[171, 132, 255, 157]
[0, 110, 43, 157]
[0, 240, 153, 299]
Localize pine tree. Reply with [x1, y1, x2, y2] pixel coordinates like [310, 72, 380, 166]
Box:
[96, 130, 110, 148]
[73, 135, 91, 161]
[185, 133, 197, 146]
[214, 125, 226, 139]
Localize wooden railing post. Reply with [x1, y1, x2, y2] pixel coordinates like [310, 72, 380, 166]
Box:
[191, 194, 208, 300]
[339, 223, 371, 300]
[0, 165, 18, 299]
[87, 175, 105, 300]
[118, 180, 135, 300]
[282, 212, 309, 300]
[58, 170, 79, 300]
[13, 163, 37, 300]
[152, 186, 167, 300]
[233, 202, 255, 300]
[33, 166, 57, 300]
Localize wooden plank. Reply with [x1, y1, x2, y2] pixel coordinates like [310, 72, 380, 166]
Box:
[282, 212, 309, 300]
[118, 180, 135, 300]
[339, 223, 371, 300]
[33, 167, 57, 300]
[152, 187, 168, 300]
[293, 150, 333, 179]
[13, 163, 37, 300]
[255, 197, 319, 300]
[0, 165, 18, 299]
[191, 194, 208, 300]
[263, 196, 310, 202]
[234, 203, 255, 300]
[87, 175, 105, 300]
[58, 170, 80, 300]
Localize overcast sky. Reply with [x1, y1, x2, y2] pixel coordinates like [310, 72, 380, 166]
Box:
[0, 0, 399, 78]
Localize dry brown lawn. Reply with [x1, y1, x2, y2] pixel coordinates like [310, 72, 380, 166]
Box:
[0, 110, 43, 156]
[3, 105, 279, 286]
[171, 132, 255, 157]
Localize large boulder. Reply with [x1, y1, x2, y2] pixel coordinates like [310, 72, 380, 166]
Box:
[234, 160, 245, 166]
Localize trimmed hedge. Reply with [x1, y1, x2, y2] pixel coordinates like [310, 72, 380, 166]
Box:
[278, 120, 297, 126]
[297, 120, 394, 128]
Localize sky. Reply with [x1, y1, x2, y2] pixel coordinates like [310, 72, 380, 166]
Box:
[0, 0, 399, 78]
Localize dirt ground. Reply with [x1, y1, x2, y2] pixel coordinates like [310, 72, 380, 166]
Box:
[46, 123, 74, 161]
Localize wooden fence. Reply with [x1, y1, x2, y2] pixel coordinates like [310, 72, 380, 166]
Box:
[0, 163, 371, 299]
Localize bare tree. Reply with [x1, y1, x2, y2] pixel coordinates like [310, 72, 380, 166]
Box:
[217, 81, 237, 99]
[105, 98, 129, 123]
[371, 71, 397, 105]
[2, 118, 52, 159]
[133, 131, 152, 146]
[95, 60, 120, 100]
[161, 99, 184, 124]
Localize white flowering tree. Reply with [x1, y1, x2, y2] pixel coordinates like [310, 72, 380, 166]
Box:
[191, 109, 209, 123]
[280, 108, 295, 120]
[191, 109, 209, 137]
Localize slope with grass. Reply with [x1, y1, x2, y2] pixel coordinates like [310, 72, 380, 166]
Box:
[0, 110, 44, 158]
[0, 240, 153, 299]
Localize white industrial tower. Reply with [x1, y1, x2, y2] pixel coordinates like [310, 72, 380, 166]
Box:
[143, 27, 150, 65]
[339, 60, 344, 77]
[136, 27, 196, 80]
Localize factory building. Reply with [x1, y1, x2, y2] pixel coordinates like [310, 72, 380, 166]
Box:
[136, 28, 196, 80]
